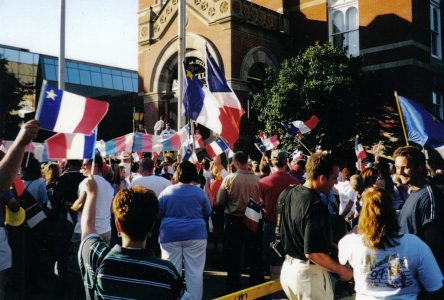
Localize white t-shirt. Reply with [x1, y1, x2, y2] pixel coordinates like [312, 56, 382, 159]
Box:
[75, 175, 114, 235]
[338, 233, 443, 299]
[335, 180, 356, 215]
[129, 175, 172, 197]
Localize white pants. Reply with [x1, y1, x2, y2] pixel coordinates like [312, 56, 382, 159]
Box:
[280, 255, 334, 300]
[161, 239, 207, 300]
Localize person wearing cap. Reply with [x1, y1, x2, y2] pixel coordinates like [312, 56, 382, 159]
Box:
[129, 158, 171, 197]
[216, 151, 263, 293]
[279, 152, 352, 300]
[0, 120, 39, 300]
[259, 150, 299, 284]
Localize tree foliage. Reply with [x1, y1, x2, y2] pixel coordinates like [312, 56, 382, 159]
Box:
[252, 42, 378, 159]
[0, 56, 26, 138]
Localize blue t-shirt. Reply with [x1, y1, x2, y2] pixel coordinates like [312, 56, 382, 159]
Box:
[158, 183, 212, 243]
[399, 184, 442, 239]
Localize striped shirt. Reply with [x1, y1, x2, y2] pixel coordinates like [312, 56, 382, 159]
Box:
[79, 234, 183, 300]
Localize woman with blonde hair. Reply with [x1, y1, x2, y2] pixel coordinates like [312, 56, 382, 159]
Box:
[338, 188, 443, 299]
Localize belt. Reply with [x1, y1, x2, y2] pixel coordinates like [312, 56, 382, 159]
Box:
[285, 254, 313, 265]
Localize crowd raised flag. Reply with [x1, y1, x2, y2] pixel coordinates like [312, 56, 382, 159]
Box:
[282, 115, 320, 137]
[206, 137, 230, 159]
[45, 132, 96, 160]
[398, 95, 444, 158]
[36, 81, 108, 135]
[100, 133, 134, 157]
[355, 135, 367, 160]
[254, 135, 280, 152]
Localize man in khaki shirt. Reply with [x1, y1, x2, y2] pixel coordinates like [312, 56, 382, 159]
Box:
[217, 151, 263, 293]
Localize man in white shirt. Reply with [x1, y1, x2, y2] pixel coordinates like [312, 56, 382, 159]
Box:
[160, 123, 176, 140]
[153, 116, 164, 136]
[129, 158, 172, 197]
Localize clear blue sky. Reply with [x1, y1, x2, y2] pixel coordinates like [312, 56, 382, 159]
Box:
[0, 0, 138, 70]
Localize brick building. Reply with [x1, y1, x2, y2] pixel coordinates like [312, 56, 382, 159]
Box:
[138, 0, 444, 141]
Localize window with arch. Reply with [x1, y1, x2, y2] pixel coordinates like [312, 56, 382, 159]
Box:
[430, 0, 441, 58]
[328, 0, 359, 56]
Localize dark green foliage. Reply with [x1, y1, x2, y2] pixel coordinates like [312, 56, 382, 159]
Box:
[252, 42, 386, 161]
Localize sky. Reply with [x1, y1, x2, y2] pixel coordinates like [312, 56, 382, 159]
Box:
[0, 0, 138, 70]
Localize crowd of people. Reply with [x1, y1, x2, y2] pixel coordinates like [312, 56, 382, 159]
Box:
[1, 120, 444, 300]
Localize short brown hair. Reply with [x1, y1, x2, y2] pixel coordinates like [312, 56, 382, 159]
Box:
[305, 152, 338, 181]
[112, 186, 159, 241]
[358, 188, 400, 249]
[392, 146, 425, 170]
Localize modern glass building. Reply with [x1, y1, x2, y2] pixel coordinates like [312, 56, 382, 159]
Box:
[0, 44, 141, 140]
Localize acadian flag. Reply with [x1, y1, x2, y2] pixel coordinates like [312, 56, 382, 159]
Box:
[244, 199, 262, 232]
[254, 135, 280, 152]
[206, 47, 244, 146]
[133, 132, 161, 152]
[282, 115, 320, 137]
[102, 133, 134, 157]
[36, 81, 108, 135]
[206, 137, 229, 159]
[45, 132, 96, 160]
[398, 95, 444, 159]
[355, 135, 367, 160]
[181, 141, 198, 164]
[183, 67, 222, 138]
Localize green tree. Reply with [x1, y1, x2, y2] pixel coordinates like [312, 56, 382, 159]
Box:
[0, 56, 26, 138]
[252, 42, 380, 160]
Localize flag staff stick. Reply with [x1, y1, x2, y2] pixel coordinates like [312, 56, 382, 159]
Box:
[394, 91, 409, 146]
[296, 137, 312, 155]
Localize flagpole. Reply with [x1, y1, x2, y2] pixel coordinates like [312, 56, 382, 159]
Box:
[296, 137, 312, 155]
[177, 0, 186, 130]
[59, 0, 66, 90]
[91, 127, 98, 175]
[394, 91, 409, 146]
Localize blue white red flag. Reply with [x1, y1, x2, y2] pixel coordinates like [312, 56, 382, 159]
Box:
[45, 132, 96, 160]
[36, 81, 108, 135]
[1, 141, 49, 162]
[183, 67, 222, 136]
[282, 115, 320, 137]
[206, 47, 244, 146]
[254, 135, 280, 152]
[181, 140, 198, 164]
[206, 137, 229, 159]
[101, 133, 134, 157]
[244, 199, 262, 232]
[133, 132, 161, 152]
[399, 95, 444, 158]
[355, 135, 367, 160]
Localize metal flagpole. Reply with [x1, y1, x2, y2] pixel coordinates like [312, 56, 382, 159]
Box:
[59, 0, 66, 90]
[394, 91, 409, 146]
[177, 0, 186, 130]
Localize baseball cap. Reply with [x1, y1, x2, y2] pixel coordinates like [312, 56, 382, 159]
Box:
[271, 150, 288, 161]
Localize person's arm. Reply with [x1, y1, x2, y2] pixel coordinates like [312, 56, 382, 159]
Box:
[216, 179, 228, 206]
[81, 176, 97, 241]
[305, 252, 353, 281]
[70, 191, 87, 212]
[0, 120, 39, 194]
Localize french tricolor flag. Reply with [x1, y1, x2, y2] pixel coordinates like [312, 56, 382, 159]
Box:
[36, 81, 108, 135]
[45, 132, 96, 160]
[103, 133, 134, 156]
[205, 137, 229, 159]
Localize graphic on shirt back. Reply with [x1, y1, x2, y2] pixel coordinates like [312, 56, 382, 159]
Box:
[361, 254, 413, 288]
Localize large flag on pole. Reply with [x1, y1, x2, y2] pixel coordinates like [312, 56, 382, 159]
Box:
[36, 81, 108, 135]
[45, 132, 96, 160]
[183, 68, 222, 135]
[206, 47, 244, 146]
[398, 95, 444, 158]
